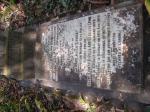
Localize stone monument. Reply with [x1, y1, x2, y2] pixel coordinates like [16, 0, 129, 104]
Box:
[36, 3, 143, 93]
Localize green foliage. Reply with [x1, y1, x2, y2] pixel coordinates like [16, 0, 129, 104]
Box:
[0, 75, 142, 112]
[0, 5, 13, 22]
[145, 0, 150, 15]
[1, 0, 17, 5]
[59, 0, 71, 9]
[58, 0, 81, 10]
[86, 103, 96, 112]
[23, 0, 84, 24]
[0, 103, 19, 112]
[79, 96, 96, 112]
[0, 0, 86, 29]
[35, 97, 48, 112]
[46, 0, 56, 12]
[145, 106, 150, 112]
[0, 0, 18, 30]
[124, 104, 129, 112]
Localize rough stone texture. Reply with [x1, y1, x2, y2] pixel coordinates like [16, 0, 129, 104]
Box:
[8, 31, 22, 79]
[7, 28, 36, 80]
[0, 43, 4, 69]
[37, 3, 143, 93]
[143, 4, 150, 94]
[22, 28, 36, 79]
[0, 31, 6, 74]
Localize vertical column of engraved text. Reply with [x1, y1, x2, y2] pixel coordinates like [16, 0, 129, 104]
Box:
[87, 17, 92, 87]
[49, 26, 53, 80]
[49, 25, 54, 80]
[102, 21, 106, 72]
[54, 26, 58, 81]
[83, 24, 87, 75]
[117, 32, 122, 69]
[53, 25, 57, 81]
[75, 30, 79, 73]
[112, 32, 117, 72]
[106, 12, 111, 87]
[92, 16, 96, 87]
[79, 22, 83, 79]
[101, 14, 107, 88]
[96, 14, 101, 88]
[59, 25, 63, 69]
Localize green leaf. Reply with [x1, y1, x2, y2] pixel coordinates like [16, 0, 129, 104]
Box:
[145, 0, 150, 15]
[25, 99, 30, 112]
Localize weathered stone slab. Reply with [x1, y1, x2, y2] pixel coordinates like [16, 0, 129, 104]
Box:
[7, 32, 23, 79]
[22, 30, 36, 79]
[37, 3, 143, 93]
[0, 33, 6, 74]
[7, 29, 36, 79]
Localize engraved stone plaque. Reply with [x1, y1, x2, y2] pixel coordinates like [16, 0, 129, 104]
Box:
[37, 3, 143, 93]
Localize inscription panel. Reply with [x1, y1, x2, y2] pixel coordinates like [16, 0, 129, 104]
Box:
[38, 4, 142, 92]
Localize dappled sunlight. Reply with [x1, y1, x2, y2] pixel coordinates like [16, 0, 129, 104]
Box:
[35, 43, 41, 52]
[24, 31, 37, 41]
[0, 0, 150, 111]
[121, 43, 128, 53]
[3, 65, 10, 76]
